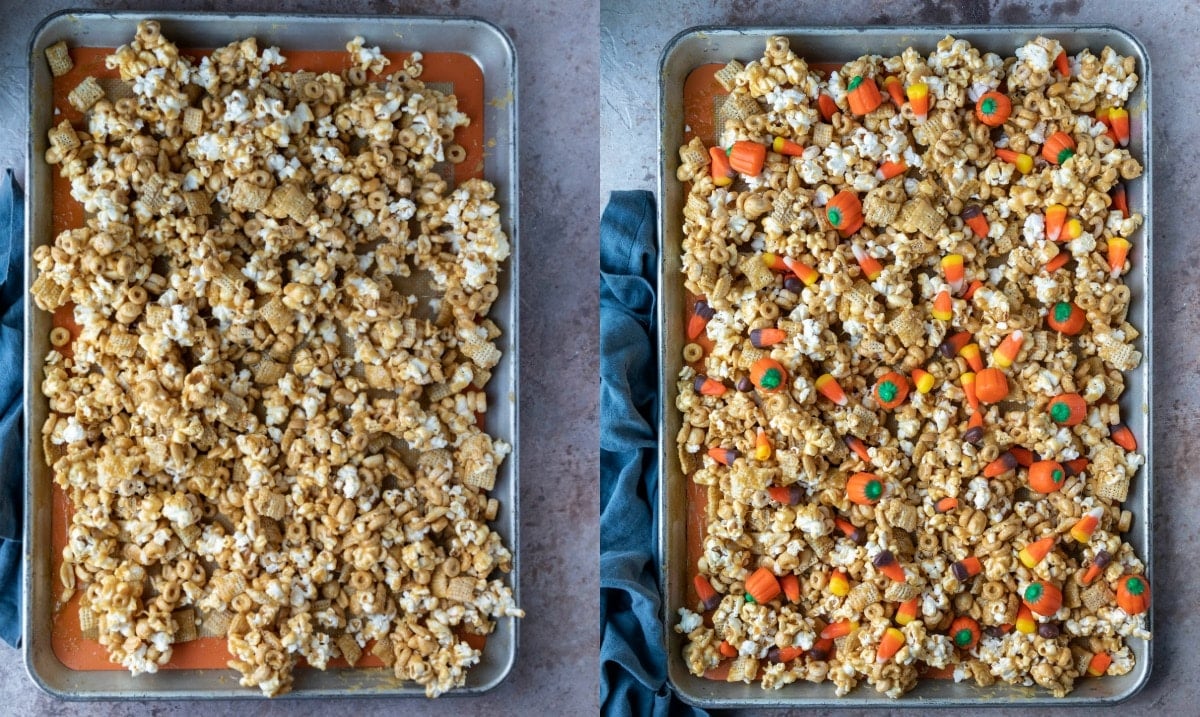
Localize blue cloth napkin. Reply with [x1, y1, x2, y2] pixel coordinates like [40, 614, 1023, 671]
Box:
[600, 190, 706, 717]
[0, 169, 24, 648]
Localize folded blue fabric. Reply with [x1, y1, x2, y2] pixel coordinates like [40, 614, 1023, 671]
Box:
[600, 190, 706, 717]
[0, 169, 25, 647]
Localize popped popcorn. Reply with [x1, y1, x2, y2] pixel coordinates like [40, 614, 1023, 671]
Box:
[674, 35, 1148, 699]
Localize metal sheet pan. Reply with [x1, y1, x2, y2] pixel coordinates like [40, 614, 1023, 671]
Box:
[24, 10, 518, 699]
[657, 25, 1151, 708]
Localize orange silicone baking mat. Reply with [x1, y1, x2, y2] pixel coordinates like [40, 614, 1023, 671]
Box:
[48, 44, 486, 672]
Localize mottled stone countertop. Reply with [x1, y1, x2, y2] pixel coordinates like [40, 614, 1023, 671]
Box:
[1, 0, 599, 714]
[602, 0, 1196, 715]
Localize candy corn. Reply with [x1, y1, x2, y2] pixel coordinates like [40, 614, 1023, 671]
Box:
[896, 597, 920, 625]
[882, 75, 905, 106]
[815, 373, 848, 406]
[835, 517, 866, 545]
[1088, 652, 1112, 677]
[708, 447, 738, 466]
[950, 556, 982, 582]
[694, 574, 722, 611]
[963, 411, 985, 444]
[818, 93, 838, 122]
[1018, 536, 1056, 568]
[962, 279, 983, 300]
[1109, 107, 1130, 147]
[750, 327, 787, 348]
[983, 451, 1018, 478]
[1064, 457, 1090, 477]
[781, 573, 802, 603]
[1111, 423, 1137, 451]
[873, 550, 906, 582]
[1009, 446, 1035, 467]
[1070, 507, 1105, 544]
[935, 496, 959, 513]
[1081, 549, 1111, 586]
[962, 204, 989, 238]
[844, 435, 873, 464]
[992, 330, 1024, 369]
[1063, 218, 1083, 241]
[809, 637, 834, 661]
[1015, 604, 1036, 634]
[719, 640, 738, 657]
[694, 375, 727, 396]
[820, 619, 857, 640]
[1045, 204, 1068, 241]
[876, 627, 906, 663]
[1112, 183, 1129, 218]
[762, 252, 790, 272]
[959, 343, 984, 372]
[995, 148, 1034, 174]
[940, 331, 972, 358]
[852, 244, 883, 281]
[772, 136, 805, 156]
[768, 645, 805, 664]
[906, 82, 929, 122]
[960, 371, 980, 413]
[1055, 50, 1070, 77]
[932, 290, 953, 321]
[1045, 252, 1070, 273]
[911, 368, 935, 394]
[755, 428, 772, 461]
[876, 160, 907, 181]
[688, 298, 714, 339]
[828, 569, 850, 597]
[1107, 237, 1131, 277]
[941, 253, 965, 294]
[709, 146, 734, 186]
[767, 484, 803, 505]
[782, 256, 819, 286]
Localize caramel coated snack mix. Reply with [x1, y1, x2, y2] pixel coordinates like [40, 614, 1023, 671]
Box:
[674, 35, 1149, 698]
[35, 21, 520, 697]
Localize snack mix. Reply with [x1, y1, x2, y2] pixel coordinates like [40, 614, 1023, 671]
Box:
[35, 20, 520, 697]
[674, 35, 1149, 698]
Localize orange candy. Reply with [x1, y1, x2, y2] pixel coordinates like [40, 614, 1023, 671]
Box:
[847, 472, 884, 505]
[974, 367, 1008, 404]
[744, 567, 781, 604]
[873, 371, 909, 410]
[1023, 581, 1063, 616]
[1028, 460, 1067, 494]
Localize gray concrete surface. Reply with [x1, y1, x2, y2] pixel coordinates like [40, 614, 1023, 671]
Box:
[601, 0, 1197, 715]
[1, 0, 599, 714]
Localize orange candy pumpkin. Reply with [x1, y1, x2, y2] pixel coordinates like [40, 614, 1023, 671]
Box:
[1028, 460, 1067, 494]
[847, 472, 884, 505]
[846, 75, 883, 116]
[873, 371, 909, 410]
[950, 615, 981, 649]
[750, 357, 788, 393]
[975, 91, 1012, 127]
[1042, 131, 1077, 165]
[1047, 301, 1086, 335]
[826, 190, 864, 237]
[1023, 581, 1063, 616]
[744, 567, 782, 604]
[1115, 575, 1151, 615]
[974, 367, 1009, 404]
[728, 140, 767, 176]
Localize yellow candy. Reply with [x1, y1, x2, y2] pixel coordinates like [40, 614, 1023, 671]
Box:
[829, 570, 850, 597]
